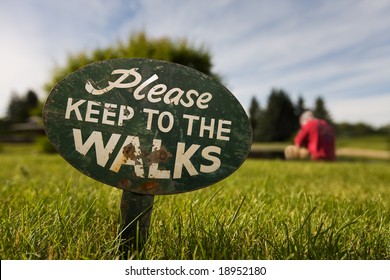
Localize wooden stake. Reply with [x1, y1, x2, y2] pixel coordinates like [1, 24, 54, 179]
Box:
[120, 190, 154, 258]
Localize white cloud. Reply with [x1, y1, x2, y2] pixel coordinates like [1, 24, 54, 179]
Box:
[329, 94, 390, 127]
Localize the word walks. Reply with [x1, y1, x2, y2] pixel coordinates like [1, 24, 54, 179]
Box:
[73, 129, 221, 179]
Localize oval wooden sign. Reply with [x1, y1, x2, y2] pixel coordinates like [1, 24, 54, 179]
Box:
[43, 58, 252, 195]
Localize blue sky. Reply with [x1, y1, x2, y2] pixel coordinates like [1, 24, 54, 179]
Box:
[1, 0, 389, 127]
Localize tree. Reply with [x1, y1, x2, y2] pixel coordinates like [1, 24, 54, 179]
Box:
[6, 90, 40, 124]
[257, 89, 296, 141]
[334, 122, 377, 137]
[313, 96, 332, 124]
[0, 118, 11, 137]
[248, 96, 262, 140]
[45, 32, 220, 92]
[25, 90, 39, 111]
[7, 93, 29, 123]
[295, 95, 306, 116]
[294, 95, 306, 130]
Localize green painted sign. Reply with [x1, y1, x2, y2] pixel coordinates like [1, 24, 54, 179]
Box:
[43, 58, 252, 195]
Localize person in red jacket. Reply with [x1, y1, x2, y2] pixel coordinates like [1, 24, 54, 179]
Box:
[285, 110, 336, 161]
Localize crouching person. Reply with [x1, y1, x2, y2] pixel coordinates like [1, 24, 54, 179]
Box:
[285, 110, 336, 161]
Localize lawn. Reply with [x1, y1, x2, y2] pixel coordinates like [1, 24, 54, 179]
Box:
[336, 135, 389, 150]
[0, 144, 389, 259]
[251, 135, 390, 160]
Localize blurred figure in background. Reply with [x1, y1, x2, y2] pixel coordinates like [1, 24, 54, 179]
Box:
[285, 110, 336, 161]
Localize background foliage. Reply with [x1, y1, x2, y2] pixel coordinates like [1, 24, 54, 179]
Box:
[249, 90, 335, 142]
[249, 91, 389, 143]
[44, 32, 220, 93]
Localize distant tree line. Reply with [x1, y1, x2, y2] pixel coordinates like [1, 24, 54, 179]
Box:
[6, 90, 41, 123]
[0, 90, 41, 128]
[249, 88, 389, 142]
[1, 88, 388, 144]
[249, 88, 331, 142]
[335, 122, 389, 138]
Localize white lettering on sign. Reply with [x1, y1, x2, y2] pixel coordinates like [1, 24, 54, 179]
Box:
[171, 142, 221, 178]
[71, 129, 222, 179]
[110, 135, 145, 177]
[217, 120, 232, 141]
[72, 129, 121, 167]
[200, 146, 221, 173]
[134, 74, 159, 100]
[62, 66, 238, 183]
[102, 103, 117, 125]
[64, 98, 232, 141]
[183, 114, 231, 141]
[85, 68, 142, 95]
[200, 117, 215, 139]
[143, 108, 174, 133]
[85, 100, 100, 123]
[148, 139, 171, 179]
[174, 143, 200, 178]
[65, 98, 85, 120]
[65, 98, 134, 126]
[85, 68, 212, 109]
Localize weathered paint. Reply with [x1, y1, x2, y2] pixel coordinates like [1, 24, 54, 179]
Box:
[43, 58, 252, 195]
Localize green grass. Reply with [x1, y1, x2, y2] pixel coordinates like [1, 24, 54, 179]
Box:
[0, 146, 389, 260]
[252, 135, 389, 151]
[336, 135, 390, 150]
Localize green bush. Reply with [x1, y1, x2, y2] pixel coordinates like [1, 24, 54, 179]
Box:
[35, 136, 57, 154]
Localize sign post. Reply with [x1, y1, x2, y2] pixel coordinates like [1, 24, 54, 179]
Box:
[120, 191, 154, 256]
[43, 58, 252, 257]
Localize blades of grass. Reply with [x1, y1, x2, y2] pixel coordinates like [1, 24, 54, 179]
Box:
[74, 198, 97, 226]
[300, 206, 317, 231]
[228, 195, 247, 227]
[204, 186, 224, 208]
[55, 204, 71, 234]
[335, 212, 366, 236]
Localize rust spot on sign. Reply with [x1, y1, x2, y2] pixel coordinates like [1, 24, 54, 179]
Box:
[147, 146, 172, 164]
[123, 143, 136, 160]
[123, 108, 131, 116]
[104, 104, 116, 111]
[118, 178, 132, 189]
[122, 143, 143, 165]
[138, 181, 162, 194]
